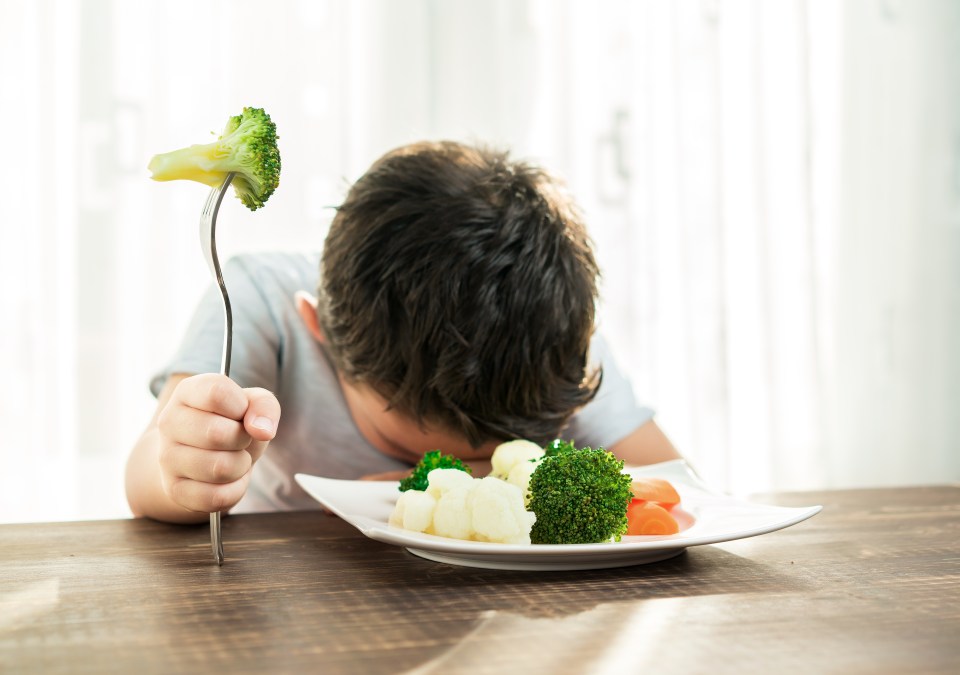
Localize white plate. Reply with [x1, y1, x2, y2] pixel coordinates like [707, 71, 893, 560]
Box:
[295, 460, 821, 571]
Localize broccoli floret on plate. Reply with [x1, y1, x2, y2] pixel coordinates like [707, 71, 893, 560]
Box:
[399, 450, 472, 492]
[527, 446, 632, 544]
[543, 438, 577, 458]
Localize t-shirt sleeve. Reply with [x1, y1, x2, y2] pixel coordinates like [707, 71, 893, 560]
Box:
[563, 335, 655, 449]
[150, 256, 281, 397]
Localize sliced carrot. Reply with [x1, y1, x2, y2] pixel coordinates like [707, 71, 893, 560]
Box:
[630, 478, 681, 510]
[626, 501, 680, 536]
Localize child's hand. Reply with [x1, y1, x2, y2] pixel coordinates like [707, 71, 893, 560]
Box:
[155, 373, 280, 514]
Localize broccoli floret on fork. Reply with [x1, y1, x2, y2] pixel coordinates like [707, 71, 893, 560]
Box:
[148, 106, 281, 211]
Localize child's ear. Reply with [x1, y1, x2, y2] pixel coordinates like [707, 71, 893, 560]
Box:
[295, 291, 326, 344]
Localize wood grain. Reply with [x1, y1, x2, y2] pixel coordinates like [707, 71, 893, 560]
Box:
[1, 486, 958, 674]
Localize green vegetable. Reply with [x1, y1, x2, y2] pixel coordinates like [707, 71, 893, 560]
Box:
[148, 106, 281, 211]
[527, 446, 632, 544]
[398, 450, 472, 492]
[543, 438, 577, 457]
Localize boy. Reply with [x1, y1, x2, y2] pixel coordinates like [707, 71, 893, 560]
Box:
[125, 141, 680, 524]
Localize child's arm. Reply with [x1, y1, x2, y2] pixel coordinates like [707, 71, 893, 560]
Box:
[125, 373, 281, 524]
[609, 419, 682, 466]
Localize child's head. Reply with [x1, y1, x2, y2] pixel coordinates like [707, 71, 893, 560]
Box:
[317, 140, 601, 447]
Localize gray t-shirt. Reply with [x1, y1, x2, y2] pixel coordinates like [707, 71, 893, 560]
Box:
[151, 252, 654, 513]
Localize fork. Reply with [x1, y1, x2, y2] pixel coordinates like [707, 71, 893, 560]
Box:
[199, 172, 236, 566]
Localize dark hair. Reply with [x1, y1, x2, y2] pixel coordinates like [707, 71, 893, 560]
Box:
[317, 141, 601, 445]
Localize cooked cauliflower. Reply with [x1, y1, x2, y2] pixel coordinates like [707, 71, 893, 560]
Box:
[469, 477, 537, 545]
[390, 466, 536, 544]
[432, 485, 477, 539]
[425, 467, 476, 499]
[506, 458, 541, 503]
[490, 439, 544, 479]
[388, 489, 437, 533]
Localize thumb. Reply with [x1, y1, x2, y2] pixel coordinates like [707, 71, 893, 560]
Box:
[242, 387, 281, 461]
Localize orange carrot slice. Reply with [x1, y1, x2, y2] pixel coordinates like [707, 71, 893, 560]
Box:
[630, 478, 681, 510]
[626, 501, 680, 536]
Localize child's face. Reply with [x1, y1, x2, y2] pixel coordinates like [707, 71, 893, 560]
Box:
[339, 376, 500, 465]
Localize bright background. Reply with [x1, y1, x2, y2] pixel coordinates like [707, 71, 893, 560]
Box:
[1, 0, 958, 523]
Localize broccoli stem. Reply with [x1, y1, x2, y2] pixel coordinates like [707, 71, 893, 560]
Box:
[147, 143, 229, 186]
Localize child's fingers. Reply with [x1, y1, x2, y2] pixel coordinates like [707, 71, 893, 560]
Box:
[163, 472, 251, 514]
[158, 404, 252, 451]
[242, 387, 281, 443]
[245, 439, 271, 465]
[160, 442, 253, 485]
[173, 373, 249, 420]
[156, 376, 278, 514]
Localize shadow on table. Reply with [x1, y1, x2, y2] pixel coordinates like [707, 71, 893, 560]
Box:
[333, 543, 813, 618]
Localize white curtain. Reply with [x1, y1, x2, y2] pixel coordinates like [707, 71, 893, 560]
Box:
[1, 0, 957, 522]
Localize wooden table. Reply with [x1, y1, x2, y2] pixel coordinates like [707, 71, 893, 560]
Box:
[2, 486, 958, 674]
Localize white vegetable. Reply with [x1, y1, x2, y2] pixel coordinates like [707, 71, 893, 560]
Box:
[469, 477, 537, 545]
[489, 439, 544, 479]
[432, 485, 476, 540]
[389, 489, 437, 533]
[506, 458, 541, 503]
[392, 459, 537, 545]
[425, 468, 475, 499]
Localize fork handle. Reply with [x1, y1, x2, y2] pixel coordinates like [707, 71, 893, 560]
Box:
[204, 173, 235, 567]
[211, 512, 224, 565]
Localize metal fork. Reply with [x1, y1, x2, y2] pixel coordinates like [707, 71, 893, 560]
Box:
[199, 172, 236, 566]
